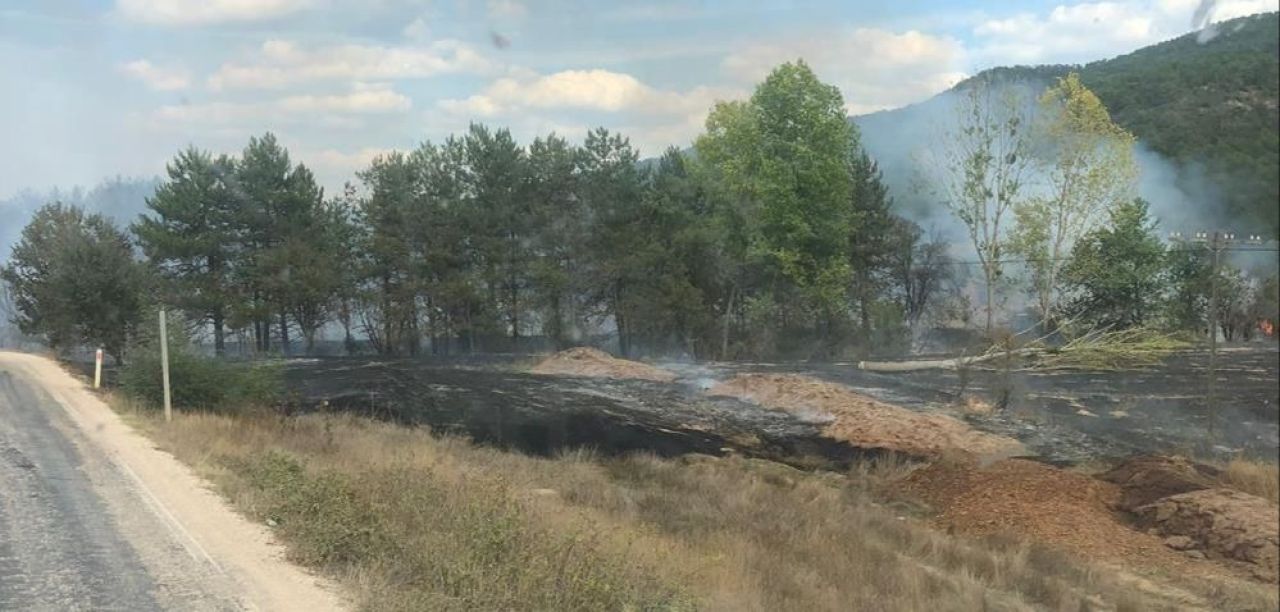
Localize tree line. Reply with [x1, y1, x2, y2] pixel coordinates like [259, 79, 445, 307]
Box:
[3, 62, 1277, 363]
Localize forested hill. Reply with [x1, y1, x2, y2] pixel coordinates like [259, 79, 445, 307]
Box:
[857, 11, 1280, 234]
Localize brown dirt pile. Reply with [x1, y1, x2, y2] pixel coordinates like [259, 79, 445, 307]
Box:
[1099, 455, 1221, 511]
[531, 347, 676, 382]
[1137, 489, 1279, 582]
[708, 373, 1024, 458]
[902, 459, 1195, 570]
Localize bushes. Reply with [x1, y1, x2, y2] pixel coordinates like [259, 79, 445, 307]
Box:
[119, 316, 281, 412]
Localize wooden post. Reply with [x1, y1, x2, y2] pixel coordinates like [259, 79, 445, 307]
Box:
[160, 309, 172, 422]
[93, 348, 103, 389]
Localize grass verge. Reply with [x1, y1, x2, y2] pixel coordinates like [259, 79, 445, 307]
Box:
[110, 396, 1277, 611]
[1218, 457, 1280, 506]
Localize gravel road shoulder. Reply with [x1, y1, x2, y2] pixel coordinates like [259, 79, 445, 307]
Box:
[0, 351, 347, 611]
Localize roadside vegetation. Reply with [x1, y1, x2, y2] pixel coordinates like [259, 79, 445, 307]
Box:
[3, 61, 1277, 367]
[1219, 457, 1280, 506]
[108, 395, 1277, 612]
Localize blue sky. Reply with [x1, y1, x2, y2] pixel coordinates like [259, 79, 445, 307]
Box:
[1, 0, 1275, 197]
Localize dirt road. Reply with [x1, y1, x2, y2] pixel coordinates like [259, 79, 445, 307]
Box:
[0, 351, 346, 611]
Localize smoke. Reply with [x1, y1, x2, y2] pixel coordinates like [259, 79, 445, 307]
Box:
[0, 176, 158, 266]
[856, 79, 1245, 251]
[1193, 0, 1221, 43]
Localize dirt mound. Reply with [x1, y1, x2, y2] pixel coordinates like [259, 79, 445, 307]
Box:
[1099, 455, 1221, 511]
[708, 373, 1024, 458]
[531, 347, 676, 382]
[902, 459, 1193, 568]
[1136, 488, 1279, 582]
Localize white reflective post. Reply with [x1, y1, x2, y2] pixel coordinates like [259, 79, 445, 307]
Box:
[159, 309, 172, 422]
[93, 348, 103, 389]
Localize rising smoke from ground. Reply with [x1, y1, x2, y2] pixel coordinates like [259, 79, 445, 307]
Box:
[855, 83, 1251, 256]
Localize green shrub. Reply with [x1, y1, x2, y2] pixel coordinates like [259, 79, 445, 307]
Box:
[120, 314, 282, 412]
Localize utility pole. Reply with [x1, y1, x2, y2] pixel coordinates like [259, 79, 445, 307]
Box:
[1168, 230, 1276, 420]
[1206, 231, 1222, 414]
[159, 309, 172, 422]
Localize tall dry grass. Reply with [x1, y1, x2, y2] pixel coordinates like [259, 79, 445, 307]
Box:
[1220, 457, 1280, 506]
[112, 397, 1278, 612]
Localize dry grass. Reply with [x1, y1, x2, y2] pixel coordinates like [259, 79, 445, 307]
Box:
[112, 397, 1277, 611]
[1219, 457, 1280, 506]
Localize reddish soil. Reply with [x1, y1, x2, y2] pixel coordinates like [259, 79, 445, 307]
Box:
[1099, 455, 1221, 511]
[530, 347, 676, 382]
[1137, 488, 1279, 582]
[708, 373, 1024, 458]
[902, 459, 1201, 573]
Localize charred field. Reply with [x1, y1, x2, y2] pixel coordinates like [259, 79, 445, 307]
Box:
[281, 346, 1279, 467]
[720, 347, 1280, 463]
[282, 356, 879, 470]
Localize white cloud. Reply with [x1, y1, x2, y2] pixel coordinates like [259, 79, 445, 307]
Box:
[487, 0, 528, 20]
[156, 83, 411, 124]
[279, 83, 412, 114]
[973, 0, 1279, 65]
[440, 69, 736, 116]
[208, 39, 495, 90]
[722, 28, 969, 114]
[438, 68, 743, 155]
[307, 146, 398, 181]
[120, 59, 190, 91]
[114, 0, 313, 26]
[402, 17, 430, 41]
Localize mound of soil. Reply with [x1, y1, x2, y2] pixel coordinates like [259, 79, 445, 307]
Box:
[531, 348, 676, 382]
[902, 459, 1192, 568]
[708, 373, 1024, 458]
[1136, 488, 1279, 582]
[1099, 455, 1221, 511]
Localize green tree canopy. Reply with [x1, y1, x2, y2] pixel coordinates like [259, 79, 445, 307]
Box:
[1060, 198, 1166, 329]
[2, 203, 147, 361]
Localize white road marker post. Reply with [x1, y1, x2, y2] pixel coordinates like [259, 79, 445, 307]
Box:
[159, 309, 172, 422]
[94, 348, 104, 389]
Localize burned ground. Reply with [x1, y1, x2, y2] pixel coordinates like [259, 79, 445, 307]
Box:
[88, 346, 1278, 467]
[282, 358, 883, 469]
[691, 348, 1279, 463]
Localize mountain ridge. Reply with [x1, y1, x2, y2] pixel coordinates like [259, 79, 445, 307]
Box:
[854, 11, 1280, 234]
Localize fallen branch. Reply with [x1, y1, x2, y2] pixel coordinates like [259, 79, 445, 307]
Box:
[1030, 328, 1189, 370]
[858, 348, 1043, 372]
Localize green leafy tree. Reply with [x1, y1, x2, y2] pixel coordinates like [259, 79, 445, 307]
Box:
[2, 203, 147, 361]
[356, 151, 419, 355]
[705, 61, 855, 305]
[134, 147, 239, 355]
[463, 124, 530, 348]
[525, 133, 583, 349]
[1161, 246, 1213, 332]
[928, 80, 1033, 334]
[577, 127, 646, 355]
[235, 133, 330, 355]
[847, 151, 899, 340]
[1060, 198, 1166, 329]
[1011, 73, 1138, 329]
[697, 61, 859, 354]
[411, 137, 479, 354]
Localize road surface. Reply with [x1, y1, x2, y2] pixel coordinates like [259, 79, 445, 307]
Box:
[0, 351, 346, 611]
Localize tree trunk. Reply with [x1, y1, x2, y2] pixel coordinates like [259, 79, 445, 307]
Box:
[983, 268, 995, 337]
[279, 310, 290, 356]
[720, 285, 737, 361]
[549, 292, 564, 350]
[212, 308, 225, 357]
[381, 274, 393, 356]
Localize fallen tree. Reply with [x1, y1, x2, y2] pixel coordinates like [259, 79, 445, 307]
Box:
[858, 327, 1189, 372]
[857, 348, 1041, 372]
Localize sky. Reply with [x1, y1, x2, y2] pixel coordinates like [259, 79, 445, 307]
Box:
[1, 0, 1276, 198]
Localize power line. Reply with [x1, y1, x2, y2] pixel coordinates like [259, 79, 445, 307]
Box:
[917, 245, 1279, 268]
